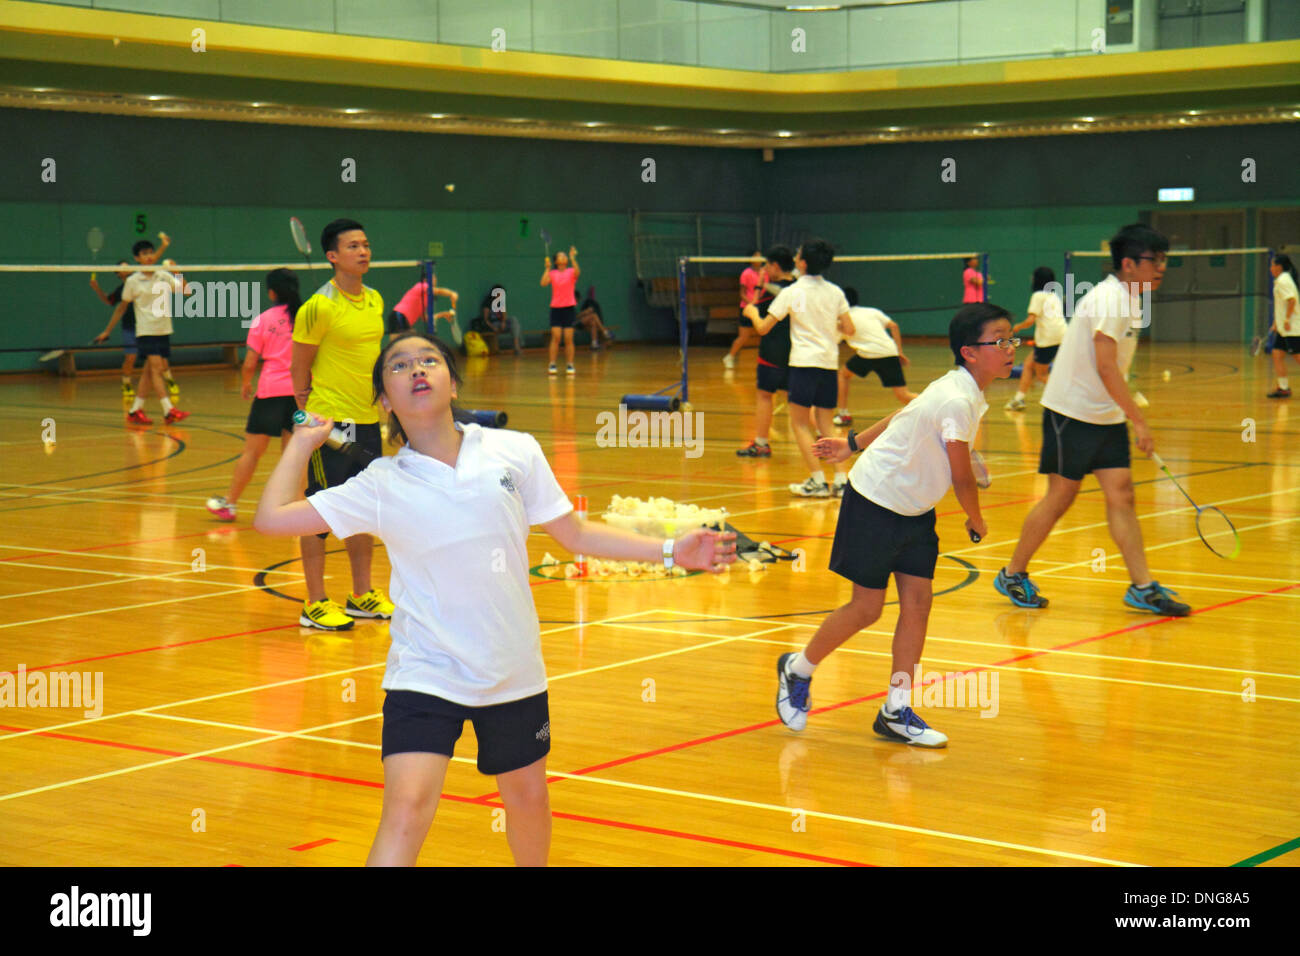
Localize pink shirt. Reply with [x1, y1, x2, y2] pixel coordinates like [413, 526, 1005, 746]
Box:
[548, 268, 577, 308]
[394, 282, 428, 323]
[962, 267, 984, 303]
[740, 266, 763, 309]
[246, 304, 295, 398]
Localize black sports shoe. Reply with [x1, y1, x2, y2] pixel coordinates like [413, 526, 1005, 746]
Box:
[994, 568, 1049, 608]
[1123, 581, 1191, 617]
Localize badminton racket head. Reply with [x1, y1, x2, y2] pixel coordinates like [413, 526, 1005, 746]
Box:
[86, 227, 104, 257]
[289, 217, 311, 256]
[540, 228, 551, 246]
[1250, 335, 1263, 357]
[1196, 506, 1241, 559]
[971, 451, 992, 489]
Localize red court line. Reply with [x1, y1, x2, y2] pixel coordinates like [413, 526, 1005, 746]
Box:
[290, 838, 337, 851]
[9, 622, 302, 674]
[553, 580, 1300, 781]
[0, 723, 869, 866]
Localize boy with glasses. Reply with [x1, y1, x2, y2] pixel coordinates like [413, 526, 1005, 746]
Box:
[995, 224, 1190, 617]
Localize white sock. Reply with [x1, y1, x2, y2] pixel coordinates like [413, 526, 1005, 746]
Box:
[754, 436, 769, 447]
[811, 473, 827, 485]
[1015, 390, 1026, 400]
[886, 685, 910, 715]
[833, 471, 847, 484]
[160, 398, 174, 414]
[788, 652, 816, 678]
[1281, 377, 1290, 390]
[839, 408, 849, 415]
[129, 397, 144, 413]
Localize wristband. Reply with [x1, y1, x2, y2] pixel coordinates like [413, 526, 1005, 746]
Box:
[663, 538, 676, 571]
[847, 430, 858, 452]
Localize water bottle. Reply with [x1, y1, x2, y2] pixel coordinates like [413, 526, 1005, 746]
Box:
[293, 410, 375, 463]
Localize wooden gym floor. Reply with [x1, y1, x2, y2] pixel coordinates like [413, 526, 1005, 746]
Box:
[0, 341, 1296, 866]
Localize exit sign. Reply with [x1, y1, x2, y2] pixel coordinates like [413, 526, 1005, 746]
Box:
[1157, 187, 1195, 202]
[427, 241, 444, 257]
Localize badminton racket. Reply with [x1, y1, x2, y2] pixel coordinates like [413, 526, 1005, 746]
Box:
[86, 226, 104, 280]
[289, 217, 314, 272]
[433, 309, 463, 346]
[1150, 452, 1241, 559]
[540, 228, 551, 258]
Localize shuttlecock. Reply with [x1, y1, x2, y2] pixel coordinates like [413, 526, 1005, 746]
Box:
[113, 37, 121, 46]
[445, 183, 455, 192]
[1134, 391, 1149, 408]
[1161, 369, 1171, 381]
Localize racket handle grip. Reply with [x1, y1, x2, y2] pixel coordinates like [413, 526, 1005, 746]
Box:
[1149, 451, 1167, 470]
[968, 529, 982, 543]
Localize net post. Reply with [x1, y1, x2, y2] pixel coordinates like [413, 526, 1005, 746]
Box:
[1267, 248, 1276, 338]
[422, 259, 435, 337]
[678, 255, 690, 404]
[980, 252, 989, 303]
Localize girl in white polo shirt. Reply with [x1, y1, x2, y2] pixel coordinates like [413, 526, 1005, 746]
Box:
[254, 331, 737, 866]
[774, 303, 1016, 748]
[1006, 266, 1067, 411]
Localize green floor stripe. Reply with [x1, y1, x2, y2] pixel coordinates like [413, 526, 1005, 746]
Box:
[1232, 835, 1300, 867]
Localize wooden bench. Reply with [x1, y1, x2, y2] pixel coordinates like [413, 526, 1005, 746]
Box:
[39, 342, 243, 377]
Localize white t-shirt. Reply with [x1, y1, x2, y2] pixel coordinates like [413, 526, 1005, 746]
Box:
[1041, 274, 1143, 426]
[1026, 290, 1066, 347]
[307, 423, 574, 707]
[845, 306, 898, 359]
[1275, 272, 1299, 336]
[122, 269, 182, 337]
[766, 274, 850, 370]
[849, 367, 988, 516]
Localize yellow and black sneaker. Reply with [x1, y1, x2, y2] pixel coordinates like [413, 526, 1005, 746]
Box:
[300, 598, 355, 631]
[346, 588, 395, 619]
[121, 379, 135, 401]
[164, 375, 180, 400]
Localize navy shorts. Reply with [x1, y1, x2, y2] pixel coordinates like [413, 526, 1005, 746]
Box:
[829, 482, 939, 590]
[845, 354, 906, 388]
[1032, 344, 1060, 365]
[381, 689, 550, 775]
[550, 305, 576, 328]
[245, 395, 297, 437]
[1277, 335, 1300, 355]
[1039, 409, 1130, 481]
[756, 361, 788, 394]
[787, 366, 837, 409]
[136, 334, 170, 359]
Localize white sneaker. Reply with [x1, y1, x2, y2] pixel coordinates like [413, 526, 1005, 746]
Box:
[1004, 396, 1026, 411]
[775, 653, 811, 731]
[566, 364, 576, 375]
[872, 706, 948, 748]
[832, 477, 847, 498]
[722, 354, 736, 369]
[789, 477, 831, 498]
[548, 364, 558, 375]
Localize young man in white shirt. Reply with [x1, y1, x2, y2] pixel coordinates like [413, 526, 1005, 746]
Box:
[98, 238, 191, 425]
[833, 286, 916, 425]
[995, 224, 1190, 617]
[1266, 254, 1299, 399]
[762, 238, 855, 497]
[775, 303, 1016, 748]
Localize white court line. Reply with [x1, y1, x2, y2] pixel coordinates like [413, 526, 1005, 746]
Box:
[0, 543, 307, 579]
[728, 635, 1300, 704]
[135, 708, 1135, 866]
[0, 583, 296, 632]
[0, 567, 291, 602]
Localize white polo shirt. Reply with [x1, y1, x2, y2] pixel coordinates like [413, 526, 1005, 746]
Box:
[766, 274, 850, 370]
[845, 306, 898, 359]
[307, 423, 574, 707]
[849, 367, 988, 516]
[1041, 274, 1143, 426]
[1026, 290, 1066, 347]
[122, 269, 182, 337]
[1274, 271, 1298, 336]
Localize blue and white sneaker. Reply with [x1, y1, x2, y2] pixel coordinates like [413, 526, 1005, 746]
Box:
[994, 567, 1049, 608]
[873, 706, 948, 748]
[776, 653, 812, 732]
[1123, 581, 1190, 617]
